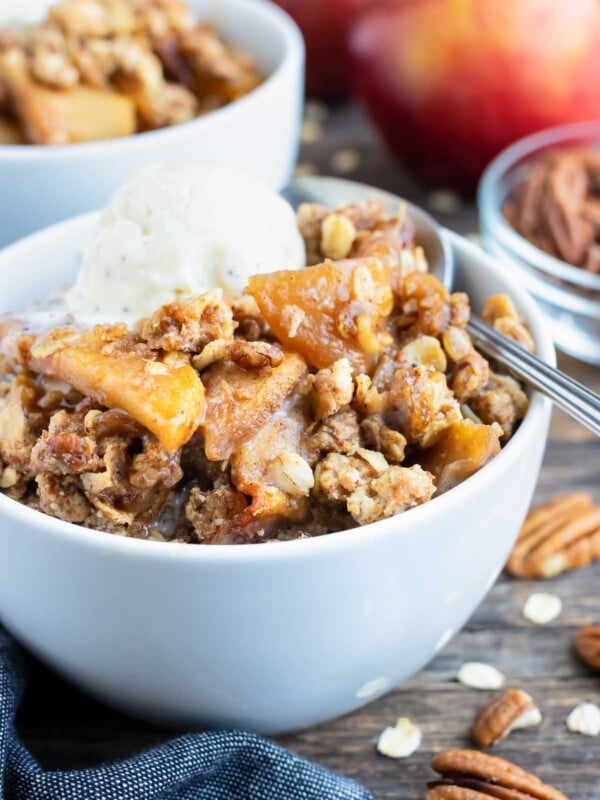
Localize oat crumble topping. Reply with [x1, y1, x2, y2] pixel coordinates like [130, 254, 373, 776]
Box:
[0, 201, 530, 543]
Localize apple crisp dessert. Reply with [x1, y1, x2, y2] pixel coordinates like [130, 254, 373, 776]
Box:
[0, 0, 262, 145]
[0, 200, 530, 543]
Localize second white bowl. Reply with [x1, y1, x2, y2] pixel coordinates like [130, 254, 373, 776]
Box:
[0, 0, 304, 247]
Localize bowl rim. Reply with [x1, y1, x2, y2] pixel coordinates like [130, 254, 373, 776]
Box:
[478, 119, 600, 292]
[0, 0, 303, 162]
[0, 217, 555, 561]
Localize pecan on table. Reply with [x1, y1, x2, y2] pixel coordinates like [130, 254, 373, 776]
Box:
[574, 625, 600, 670]
[472, 688, 541, 747]
[506, 492, 600, 578]
[427, 749, 570, 800]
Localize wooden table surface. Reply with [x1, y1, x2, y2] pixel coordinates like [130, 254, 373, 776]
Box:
[18, 104, 600, 799]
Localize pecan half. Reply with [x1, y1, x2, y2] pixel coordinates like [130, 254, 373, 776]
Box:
[472, 688, 542, 747]
[574, 625, 600, 670]
[506, 492, 600, 578]
[427, 750, 570, 800]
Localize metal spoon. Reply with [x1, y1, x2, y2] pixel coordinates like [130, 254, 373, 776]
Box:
[286, 175, 600, 437]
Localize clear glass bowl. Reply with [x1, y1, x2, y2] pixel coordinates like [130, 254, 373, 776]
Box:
[478, 121, 600, 365]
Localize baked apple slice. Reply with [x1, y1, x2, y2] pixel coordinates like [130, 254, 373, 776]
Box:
[203, 351, 307, 460]
[421, 418, 501, 495]
[0, 51, 135, 144]
[3, 322, 204, 452]
[248, 257, 393, 369]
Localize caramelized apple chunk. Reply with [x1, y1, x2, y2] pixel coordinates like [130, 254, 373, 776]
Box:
[203, 351, 307, 460]
[229, 404, 311, 525]
[0, 49, 135, 144]
[248, 257, 394, 369]
[420, 419, 501, 495]
[8, 324, 204, 451]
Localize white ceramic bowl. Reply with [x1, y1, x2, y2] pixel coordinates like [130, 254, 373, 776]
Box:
[0, 0, 304, 248]
[0, 215, 554, 735]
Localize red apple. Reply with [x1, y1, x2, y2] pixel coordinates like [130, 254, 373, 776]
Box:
[350, 0, 600, 192]
[273, 0, 375, 98]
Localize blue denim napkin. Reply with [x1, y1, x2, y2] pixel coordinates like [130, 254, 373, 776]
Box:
[0, 627, 371, 800]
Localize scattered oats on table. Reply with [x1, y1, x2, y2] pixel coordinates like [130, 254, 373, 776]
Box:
[522, 592, 562, 625]
[566, 701, 600, 736]
[457, 662, 506, 690]
[376, 717, 422, 759]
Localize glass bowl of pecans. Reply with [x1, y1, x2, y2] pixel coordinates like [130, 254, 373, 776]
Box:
[478, 120, 600, 365]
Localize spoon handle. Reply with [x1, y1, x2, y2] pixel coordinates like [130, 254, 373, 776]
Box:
[468, 316, 600, 437]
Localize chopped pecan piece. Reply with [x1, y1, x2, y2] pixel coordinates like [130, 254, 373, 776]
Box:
[230, 294, 268, 341]
[472, 688, 542, 747]
[428, 749, 569, 800]
[226, 340, 283, 370]
[574, 625, 600, 670]
[507, 492, 600, 578]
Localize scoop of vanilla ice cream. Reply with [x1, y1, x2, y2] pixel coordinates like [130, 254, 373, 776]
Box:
[0, 0, 53, 27]
[66, 163, 306, 324]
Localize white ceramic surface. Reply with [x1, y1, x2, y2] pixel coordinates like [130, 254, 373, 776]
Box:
[0, 0, 304, 247]
[0, 218, 554, 735]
